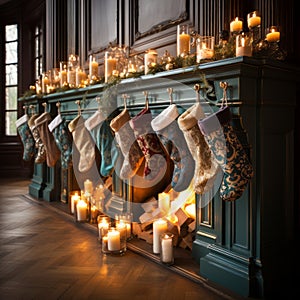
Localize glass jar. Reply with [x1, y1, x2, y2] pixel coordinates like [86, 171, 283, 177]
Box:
[177, 24, 190, 57]
[196, 36, 215, 62]
[236, 32, 252, 57]
[97, 215, 110, 241]
[107, 227, 125, 255]
[59, 61, 68, 87]
[144, 49, 157, 75]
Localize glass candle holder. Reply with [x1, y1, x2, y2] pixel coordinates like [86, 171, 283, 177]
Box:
[105, 51, 117, 83]
[101, 235, 110, 255]
[247, 11, 261, 30]
[230, 17, 243, 33]
[236, 32, 252, 57]
[177, 24, 191, 57]
[153, 218, 168, 254]
[51, 68, 60, 90]
[76, 199, 89, 222]
[116, 221, 127, 253]
[107, 227, 125, 255]
[266, 26, 280, 43]
[98, 216, 110, 241]
[75, 67, 87, 88]
[115, 213, 133, 240]
[160, 233, 174, 265]
[70, 191, 80, 214]
[67, 61, 76, 88]
[59, 61, 68, 87]
[89, 54, 99, 82]
[41, 71, 50, 94]
[196, 36, 215, 62]
[144, 49, 158, 75]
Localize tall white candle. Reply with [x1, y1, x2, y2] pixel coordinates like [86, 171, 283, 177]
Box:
[158, 193, 170, 213]
[153, 218, 167, 254]
[105, 52, 117, 83]
[107, 228, 121, 251]
[71, 191, 80, 214]
[161, 233, 174, 264]
[84, 179, 93, 195]
[76, 199, 87, 221]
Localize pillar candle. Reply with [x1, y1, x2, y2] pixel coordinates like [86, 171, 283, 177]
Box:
[153, 218, 167, 254]
[144, 49, 157, 75]
[89, 56, 99, 79]
[247, 11, 261, 29]
[158, 193, 170, 213]
[230, 17, 243, 32]
[178, 33, 191, 56]
[105, 52, 117, 83]
[76, 199, 87, 221]
[84, 179, 93, 195]
[160, 233, 174, 264]
[266, 27, 280, 42]
[71, 191, 80, 214]
[107, 228, 121, 251]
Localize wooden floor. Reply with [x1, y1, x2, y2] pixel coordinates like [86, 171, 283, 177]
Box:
[0, 177, 246, 300]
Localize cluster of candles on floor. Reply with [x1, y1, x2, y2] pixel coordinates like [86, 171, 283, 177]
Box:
[97, 192, 176, 264]
[70, 179, 105, 224]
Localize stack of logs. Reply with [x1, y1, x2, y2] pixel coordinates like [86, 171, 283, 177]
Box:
[132, 197, 196, 250]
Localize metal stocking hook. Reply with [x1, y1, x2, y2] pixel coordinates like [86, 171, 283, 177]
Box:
[219, 81, 229, 107]
[167, 88, 173, 105]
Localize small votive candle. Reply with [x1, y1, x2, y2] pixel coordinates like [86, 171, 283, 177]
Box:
[153, 218, 168, 254]
[247, 11, 261, 29]
[160, 233, 174, 265]
[98, 219, 110, 241]
[177, 24, 191, 57]
[230, 17, 243, 33]
[236, 32, 252, 57]
[266, 26, 280, 43]
[196, 36, 215, 62]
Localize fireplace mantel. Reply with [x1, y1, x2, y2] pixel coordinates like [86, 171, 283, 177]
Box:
[19, 56, 298, 298]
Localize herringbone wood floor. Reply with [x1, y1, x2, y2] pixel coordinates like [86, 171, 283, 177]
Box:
[0, 178, 244, 300]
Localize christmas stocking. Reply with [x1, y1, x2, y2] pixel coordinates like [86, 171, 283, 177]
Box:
[110, 108, 144, 180]
[68, 115, 95, 173]
[178, 103, 221, 194]
[34, 112, 61, 168]
[48, 114, 73, 169]
[198, 106, 254, 201]
[15, 114, 35, 161]
[28, 114, 46, 164]
[151, 104, 195, 192]
[85, 108, 120, 177]
[130, 107, 168, 180]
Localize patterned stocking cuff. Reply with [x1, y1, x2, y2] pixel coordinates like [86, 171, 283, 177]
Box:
[198, 106, 231, 135]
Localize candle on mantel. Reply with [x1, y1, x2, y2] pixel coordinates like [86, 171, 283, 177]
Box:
[153, 218, 167, 254]
[105, 52, 117, 83]
[107, 228, 121, 251]
[177, 24, 190, 56]
[266, 26, 280, 43]
[76, 199, 87, 221]
[247, 11, 261, 29]
[230, 17, 243, 32]
[144, 49, 158, 75]
[236, 32, 252, 57]
[89, 55, 99, 80]
[71, 191, 80, 214]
